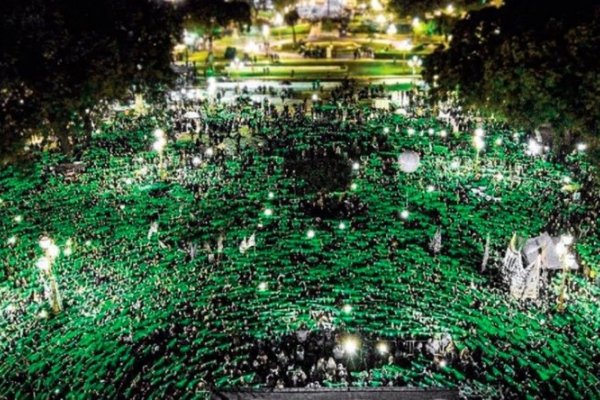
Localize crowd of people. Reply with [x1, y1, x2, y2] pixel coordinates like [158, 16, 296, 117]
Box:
[0, 81, 599, 399]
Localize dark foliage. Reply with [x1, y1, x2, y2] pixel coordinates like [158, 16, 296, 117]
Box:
[425, 0, 600, 160]
[0, 0, 182, 156]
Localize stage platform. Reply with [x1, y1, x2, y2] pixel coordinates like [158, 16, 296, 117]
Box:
[211, 387, 460, 400]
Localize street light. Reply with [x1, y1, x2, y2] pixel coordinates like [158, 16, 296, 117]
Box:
[262, 24, 271, 57]
[472, 129, 485, 171]
[407, 55, 422, 76]
[153, 129, 167, 175]
[527, 138, 543, 156]
[262, 24, 270, 38]
[207, 77, 217, 96]
[182, 30, 198, 65]
[386, 23, 397, 35]
[245, 41, 258, 55]
[371, 0, 383, 11]
[343, 336, 360, 355]
[576, 143, 588, 152]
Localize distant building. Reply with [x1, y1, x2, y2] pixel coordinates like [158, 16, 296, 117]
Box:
[297, 0, 352, 19]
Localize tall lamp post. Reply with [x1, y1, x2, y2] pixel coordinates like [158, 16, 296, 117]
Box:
[262, 24, 270, 57]
[37, 237, 62, 314]
[153, 129, 167, 178]
[473, 128, 485, 170]
[407, 55, 422, 86]
[557, 235, 575, 312]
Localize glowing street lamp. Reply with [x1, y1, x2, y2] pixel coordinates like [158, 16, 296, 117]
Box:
[408, 55, 422, 75]
[47, 244, 60, 259]
[36, 257, 51, 273]
[230, 57, 245, 71]
[377, 342, 389, 355]
[375, 14, 386, 25]
[473, 136, 485, 152]
[152, 138, 166, 153]
[342, 336, 360, 355]
[386, 23, 397, 35]
[527, 138, 543, 156]
[371, 0, 383, 11]
[182, 30, 198, 65]
[557, 234, 575, 312]
[152, 129, 167, 176]
[274, 13, 284, 26]
[396, 39, 413, 52]
[245, 41, 259, 55]
[262, 24, 271, 57]
[207, 77, 217, 97]
[262, 24, 270, 38]
[576, 143, 587, 152]
[411, 16, 424, 41]
[39, 237, 53, 250]
[36, 237, 63, 314]
[183, 30, 197, 46]
[473, 128, 485, 169]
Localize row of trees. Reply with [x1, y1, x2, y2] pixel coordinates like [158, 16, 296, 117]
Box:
[423, 0, 600, 159]
[0, 0, 183, 157]
[388, 0, 480, 18]
[182, 0, 251, 50]
[0, 0, 253, 159]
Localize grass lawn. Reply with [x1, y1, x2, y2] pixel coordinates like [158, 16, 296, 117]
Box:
[220, 60, 414, 79]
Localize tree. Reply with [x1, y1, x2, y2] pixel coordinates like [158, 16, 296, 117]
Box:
[285, 9, 301, 47]
[387, 0, 478, 19]
[0, 0, 182, 156]
[425, 0, 600, 159]
[183, 0, 251, 50]
[272, 0, 297, 12]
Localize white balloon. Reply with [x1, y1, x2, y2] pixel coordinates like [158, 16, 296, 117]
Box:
[399, 151, 421, 173]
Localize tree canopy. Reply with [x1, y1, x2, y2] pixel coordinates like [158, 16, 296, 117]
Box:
[387, 0, 477, 18]
[182, 0, 252, 35]
[272, 0, 298, 12]
[284, 9, 301, 45]
[424, 0, 600, 158]
[0, 0, 182, 156]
